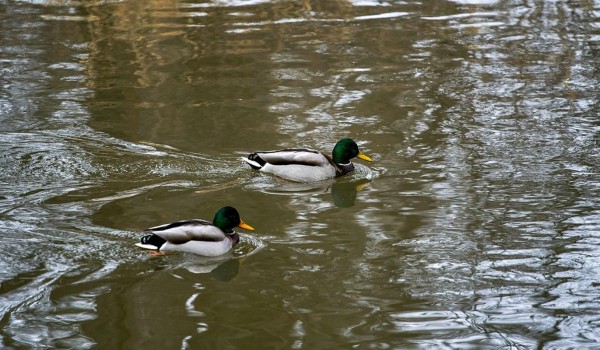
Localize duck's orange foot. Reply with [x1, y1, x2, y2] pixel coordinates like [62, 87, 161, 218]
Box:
[149, 250, 166, 256]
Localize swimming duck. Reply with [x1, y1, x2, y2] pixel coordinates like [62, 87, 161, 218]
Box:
[135, 206, 254, 256]
[242, 138, 373, 182]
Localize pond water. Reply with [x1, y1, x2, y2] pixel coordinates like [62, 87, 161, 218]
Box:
[1, 0, 599, 348]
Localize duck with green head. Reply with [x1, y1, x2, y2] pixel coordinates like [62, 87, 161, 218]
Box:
[136, 206, 254, 256]
[242, 138, 373, 182]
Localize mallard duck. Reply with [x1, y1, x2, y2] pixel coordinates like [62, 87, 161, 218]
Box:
[135, 206, 254, 256]
[242, 138, 373, 182]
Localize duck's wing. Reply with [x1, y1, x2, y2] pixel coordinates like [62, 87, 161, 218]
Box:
[245, 149, 329, 168]
[147, 219, 225, 244]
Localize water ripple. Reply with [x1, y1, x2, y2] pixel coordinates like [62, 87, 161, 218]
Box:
[0, 0, 599, 348]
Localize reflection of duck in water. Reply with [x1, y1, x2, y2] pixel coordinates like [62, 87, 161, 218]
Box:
[136, 206, 254, 256]
[242, 138, 372, 182]
[251, 178, 371, 208]
[182, 258, 242, 282]
[330, 178, 370, 208]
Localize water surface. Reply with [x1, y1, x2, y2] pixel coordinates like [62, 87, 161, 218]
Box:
[1, 0, 599, 348]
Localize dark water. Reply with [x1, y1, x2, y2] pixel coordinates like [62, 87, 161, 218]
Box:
[1, 0, 599, 348]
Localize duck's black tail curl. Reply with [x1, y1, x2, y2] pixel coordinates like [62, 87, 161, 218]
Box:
[140, 234, 166, 249]
[247, 153, 266, 169]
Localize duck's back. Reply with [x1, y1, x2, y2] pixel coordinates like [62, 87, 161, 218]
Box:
[148, 219, 226, 243]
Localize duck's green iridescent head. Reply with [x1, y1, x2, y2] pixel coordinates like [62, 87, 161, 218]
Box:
[213, 206, 254, 233]
[332, 138, 373, 164]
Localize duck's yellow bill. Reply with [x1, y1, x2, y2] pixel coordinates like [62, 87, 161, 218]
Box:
[238, 220, 255, 231]
[357, 151, 373, 162]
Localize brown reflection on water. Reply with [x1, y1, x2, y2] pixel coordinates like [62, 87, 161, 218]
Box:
[0, 0, 599, 349]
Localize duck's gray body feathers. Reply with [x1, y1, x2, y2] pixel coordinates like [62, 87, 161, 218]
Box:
[136, 219, 239, 256]
[243, 149, 353, 182]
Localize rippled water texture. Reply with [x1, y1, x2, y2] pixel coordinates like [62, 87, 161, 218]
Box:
[1, 0, 599, 348]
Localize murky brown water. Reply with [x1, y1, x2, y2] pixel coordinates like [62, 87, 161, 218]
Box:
[1, 0, 599, 348]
